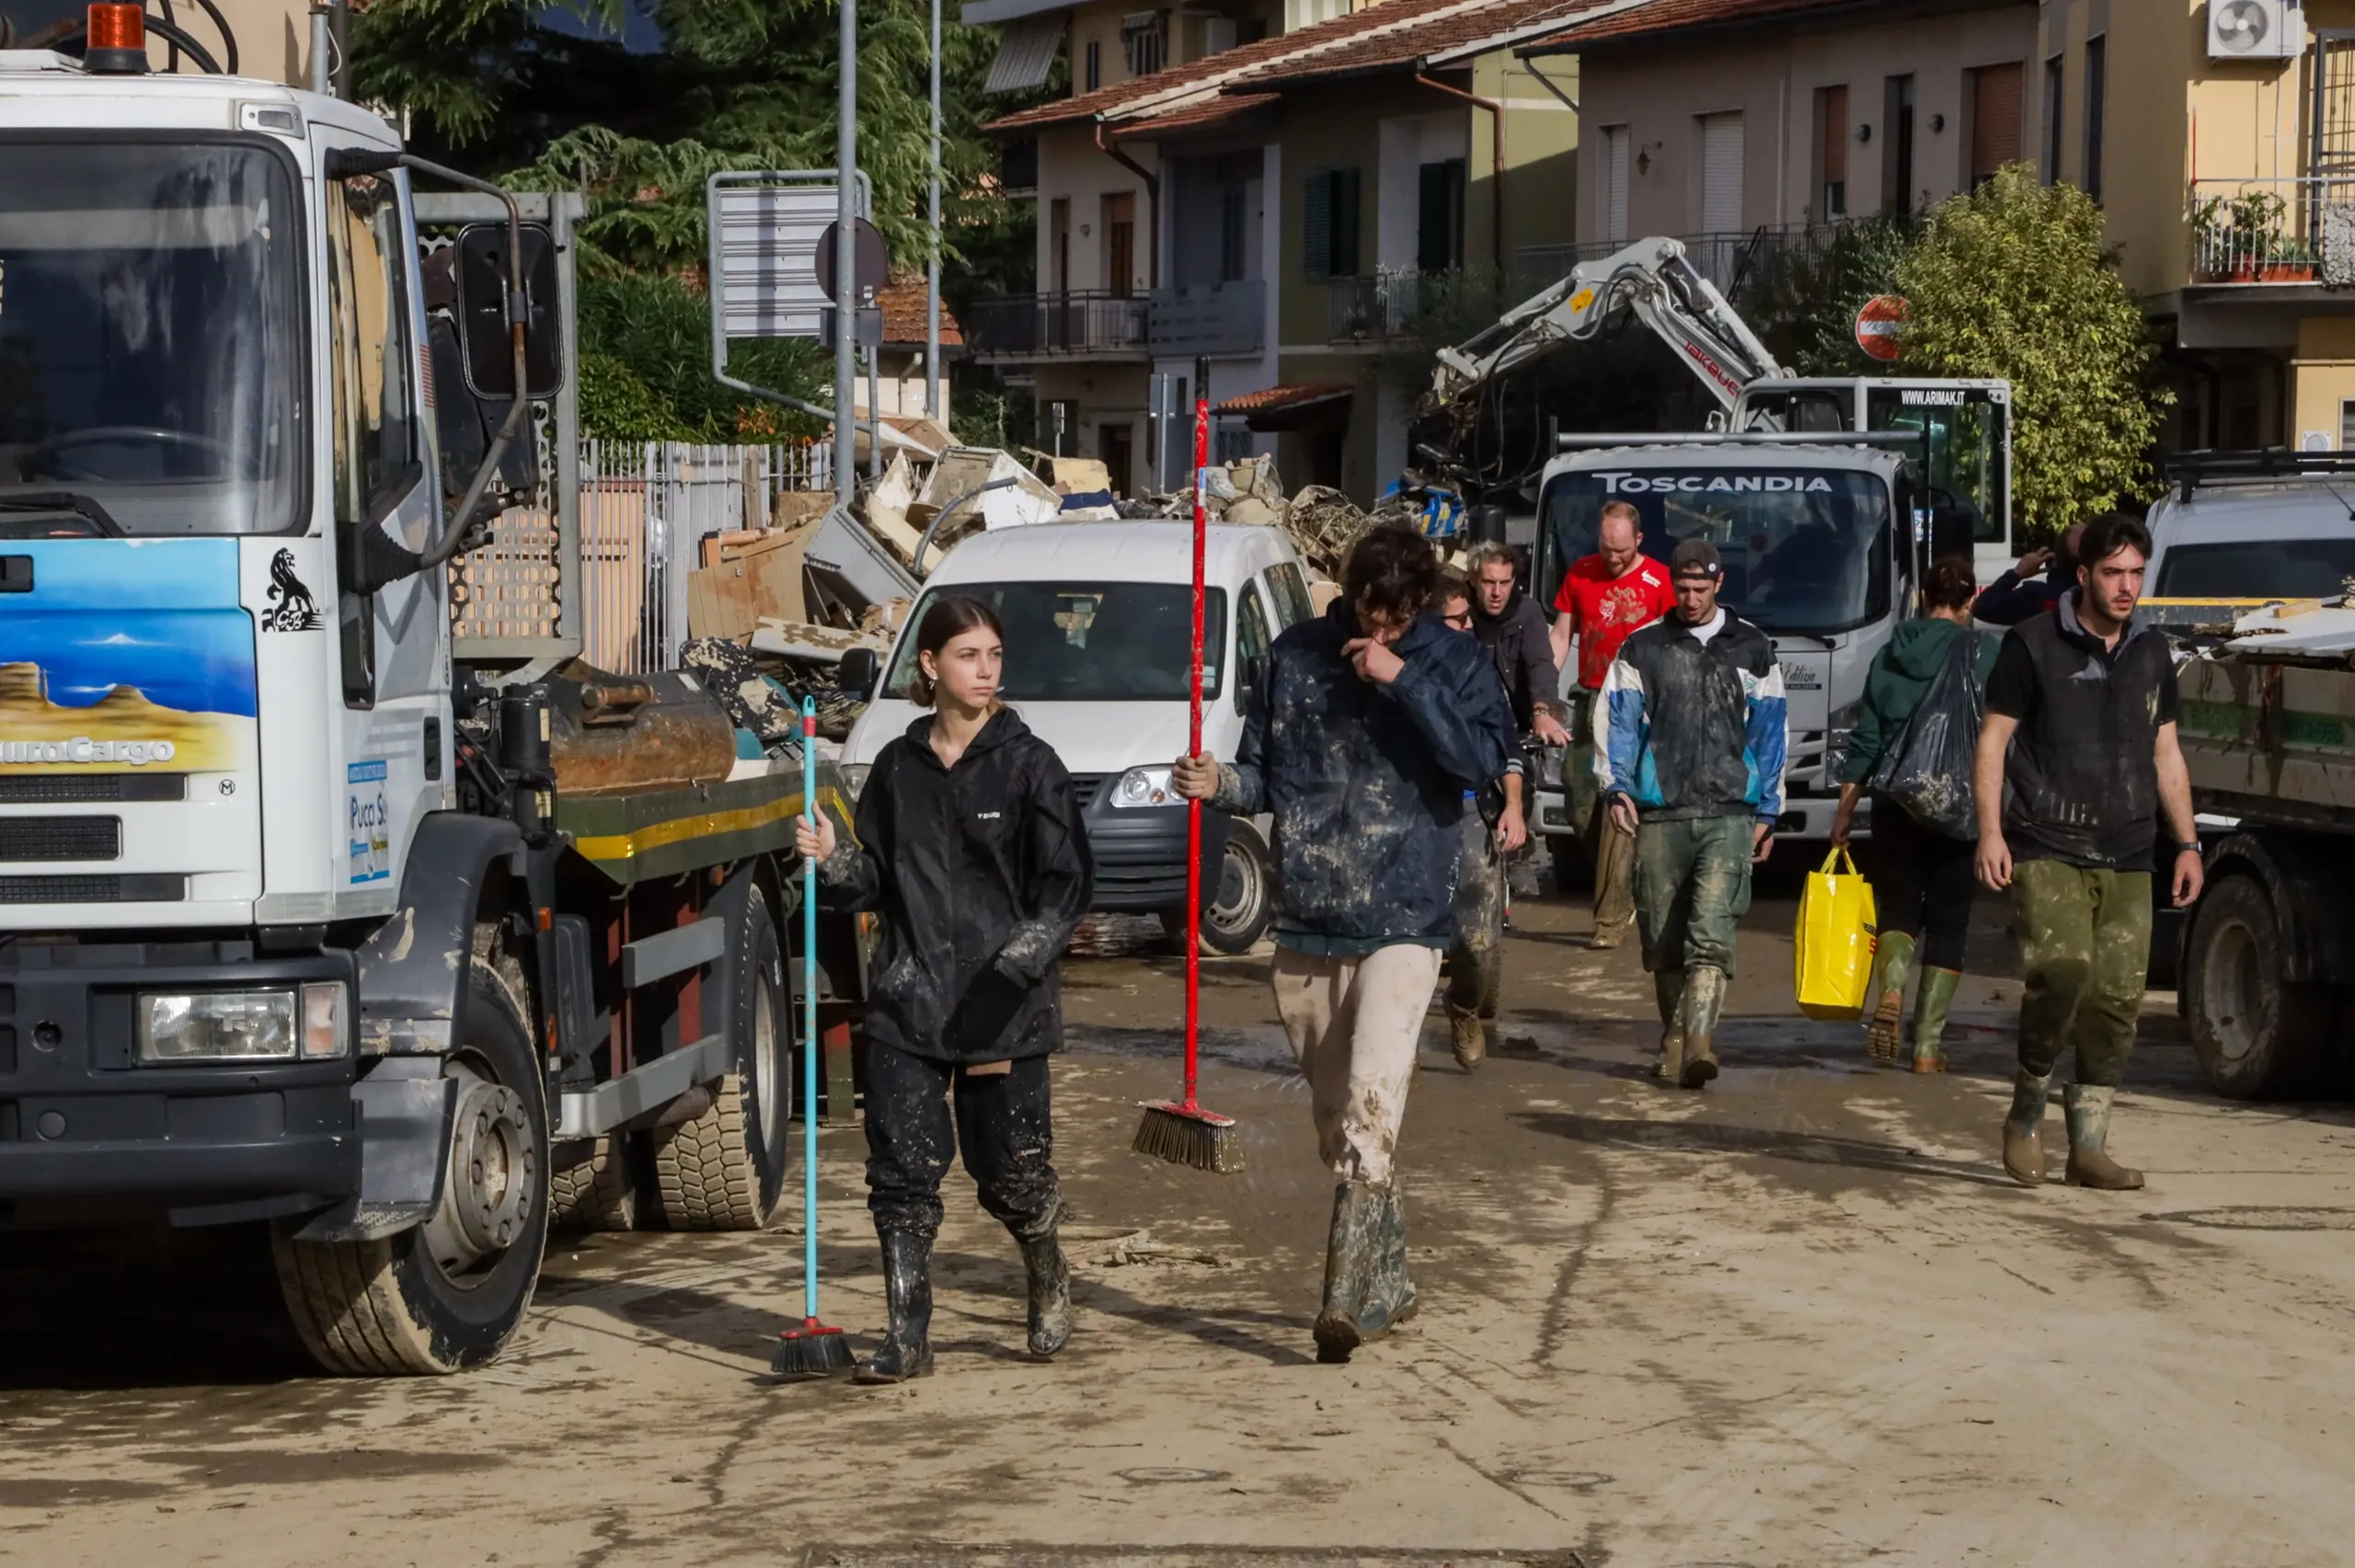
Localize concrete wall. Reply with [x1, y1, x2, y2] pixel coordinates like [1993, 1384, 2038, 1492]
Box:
[1575, 5, 2039, 239]
[1034, 124, 1157, 296]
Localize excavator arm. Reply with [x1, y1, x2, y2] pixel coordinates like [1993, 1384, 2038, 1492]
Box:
[1427, 236, 1785, 418]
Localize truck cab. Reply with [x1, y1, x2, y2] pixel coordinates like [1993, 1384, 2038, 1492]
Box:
[0, 30, 852, 1375]
[1529, 436, 1917, 870]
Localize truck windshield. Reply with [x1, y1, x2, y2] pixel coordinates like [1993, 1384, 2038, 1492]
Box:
[2154, 539, 2355, 600]
[1538, 468, 1893, 636]
[0, 142, 303, 535]
[884, 581, 1230, 702]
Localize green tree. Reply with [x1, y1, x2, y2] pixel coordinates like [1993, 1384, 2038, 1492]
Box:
[1892, 165, 2170, 540]
[1737, 214, 1911, 376]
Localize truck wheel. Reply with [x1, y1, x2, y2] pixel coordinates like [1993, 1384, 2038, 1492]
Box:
[1163, 820, 1272, 956]
[649, 895, 790, 1230]
[2186, 876, 2332, 1100]
[270, 953, 550, 1375]
[548, 1133, 638, 1232]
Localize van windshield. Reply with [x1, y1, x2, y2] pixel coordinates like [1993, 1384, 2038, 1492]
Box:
[885, 582, 1230, 703]
[2154, 539, 2355, 600]
[1538, 468, 1892, 635]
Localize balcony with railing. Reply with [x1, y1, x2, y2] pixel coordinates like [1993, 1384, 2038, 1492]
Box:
[963, 282, 1265, 361]
[2187, 178, 2355, 285]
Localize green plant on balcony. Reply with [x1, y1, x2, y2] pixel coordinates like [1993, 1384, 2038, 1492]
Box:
[2192, 190, 2310, 280]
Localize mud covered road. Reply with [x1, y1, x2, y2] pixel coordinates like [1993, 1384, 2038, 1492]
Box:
[5, 875, 2354, 1568]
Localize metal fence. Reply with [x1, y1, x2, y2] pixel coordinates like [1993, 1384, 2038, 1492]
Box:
[2187, 177, 2355, 283]
[575, 439, 832, 673]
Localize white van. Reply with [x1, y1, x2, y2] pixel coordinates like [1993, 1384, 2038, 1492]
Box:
[839, 520, 1320, 952]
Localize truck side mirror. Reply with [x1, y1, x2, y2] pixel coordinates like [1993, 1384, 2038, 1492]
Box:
[838, 647, 880, 700]
[455, 222, 565, 400]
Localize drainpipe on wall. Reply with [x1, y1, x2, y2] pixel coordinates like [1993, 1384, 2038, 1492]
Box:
[1418, 71, 1504, 274]
[1095, 119, 1162, 290]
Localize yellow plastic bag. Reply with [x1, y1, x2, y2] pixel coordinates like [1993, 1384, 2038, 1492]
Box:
[1794, 846, 1878, 1021]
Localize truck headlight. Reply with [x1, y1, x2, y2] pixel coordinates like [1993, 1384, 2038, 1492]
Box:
[139, 990, 297, 1062]
[301, 982, 349, 1059]
[1825, 700, 1861, 776]
[1109, 765, 1177, 808]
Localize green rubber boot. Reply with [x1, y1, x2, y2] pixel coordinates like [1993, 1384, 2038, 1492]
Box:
[2063, 1083, 2144, 1191]
[1652, 967, 1685, 1082]
[2002, 1070, 2051, 1187]
[1910, 966, 1960, 1074]
[1679, 966, 1727, 1090]
[1865, 931, 1915, 1065]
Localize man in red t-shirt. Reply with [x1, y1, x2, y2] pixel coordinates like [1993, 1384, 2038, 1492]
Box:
[1550, 500, 1676, 948]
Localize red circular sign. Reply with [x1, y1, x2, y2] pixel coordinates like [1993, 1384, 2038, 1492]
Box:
[1855, 294, 1908, 362]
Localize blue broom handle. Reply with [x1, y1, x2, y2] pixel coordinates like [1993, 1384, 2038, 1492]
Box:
[801, 696, 821, 1321]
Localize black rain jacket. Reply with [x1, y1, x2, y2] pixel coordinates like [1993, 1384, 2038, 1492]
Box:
[1214, 600, 1516, 950]
[820, 708, 1093, 1062]
[1470, 586, 1562, 736]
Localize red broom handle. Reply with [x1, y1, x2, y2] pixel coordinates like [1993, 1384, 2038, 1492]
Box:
[1185, 399, 1208, 1110]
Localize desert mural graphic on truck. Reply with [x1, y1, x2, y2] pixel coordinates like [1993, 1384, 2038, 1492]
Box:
[0, 540, 257, 775]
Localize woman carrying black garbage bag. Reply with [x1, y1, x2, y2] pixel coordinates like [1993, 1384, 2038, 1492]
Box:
[796, 595, 1094, 1383]
[1829, 556, 1998, 1073]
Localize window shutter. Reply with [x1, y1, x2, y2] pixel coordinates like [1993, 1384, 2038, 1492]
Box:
[1304, 171, 1332, 279]
[1604, 126, 1628, 245]
[1332, 167, 1361, 277]
[1970, 62, 2023, 182]
[1699, 112, 1743, 234]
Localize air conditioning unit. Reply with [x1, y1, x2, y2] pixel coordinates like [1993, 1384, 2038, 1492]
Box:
[2210, 0, 2304, 62]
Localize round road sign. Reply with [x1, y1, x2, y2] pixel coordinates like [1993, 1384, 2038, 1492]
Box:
[1855, 294, 1908, 362]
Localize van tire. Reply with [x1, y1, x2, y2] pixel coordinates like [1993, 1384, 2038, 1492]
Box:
[1163, 820, 1273, 956]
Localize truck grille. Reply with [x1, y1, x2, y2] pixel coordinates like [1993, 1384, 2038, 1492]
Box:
[0, 875, 184, 903]
[0, 818, 121, 863]
[0, 774, 183, 804]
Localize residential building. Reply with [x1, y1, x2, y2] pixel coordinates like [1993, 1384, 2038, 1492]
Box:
[969, 0, 1588, 502]
[1521, 0, 2039, 288]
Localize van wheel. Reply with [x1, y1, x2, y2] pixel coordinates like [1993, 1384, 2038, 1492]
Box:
[270, 951, 548, 1375]
[1162, 820, 1272, 956]
[649, 895, 790, 1230]
[2186, 876, 2331, 1100]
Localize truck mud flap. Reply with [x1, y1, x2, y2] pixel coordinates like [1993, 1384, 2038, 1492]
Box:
[292, 1059, 459, 1242]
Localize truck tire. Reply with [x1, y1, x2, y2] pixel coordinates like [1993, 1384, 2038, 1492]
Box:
[270, 952, 550, 1374]
[649, 895, 790, 1230]
[548, 1133, 638, 1232]
[2186, 875, 2332, 1100]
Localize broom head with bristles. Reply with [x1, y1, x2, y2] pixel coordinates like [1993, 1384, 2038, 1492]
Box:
[770, 1317, 856, 1380]
[1133, 1099, 1243, 1173]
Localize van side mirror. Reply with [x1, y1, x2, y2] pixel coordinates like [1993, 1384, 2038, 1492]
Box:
[839, 647, 880, 701]
[455, 222, 565, 400]
[1238, 653, 1269, 715]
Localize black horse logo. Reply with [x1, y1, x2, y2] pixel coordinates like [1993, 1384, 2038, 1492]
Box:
[263, 548, 324, 633]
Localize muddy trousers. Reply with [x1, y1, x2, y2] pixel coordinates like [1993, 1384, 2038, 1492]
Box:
[1445, 811, 1504, 1021]
[1634, 815, 1755, 979]
[863, 1040, 1062, 1242]
[1566, 691, 1636, 935]
[2009, 860, 2153, 1089]
[1271, 944, 1445, 1187]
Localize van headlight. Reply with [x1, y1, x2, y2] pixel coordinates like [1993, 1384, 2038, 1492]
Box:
[1109, 765, 1177, 807]
[138, 983, 347, 1063]
[840, 762, 872, 801]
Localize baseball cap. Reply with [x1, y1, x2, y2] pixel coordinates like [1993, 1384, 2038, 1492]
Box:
[1670, 538, 1723, 579]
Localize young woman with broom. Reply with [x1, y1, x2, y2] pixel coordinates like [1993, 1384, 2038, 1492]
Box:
[796, 595, 1094, 1383]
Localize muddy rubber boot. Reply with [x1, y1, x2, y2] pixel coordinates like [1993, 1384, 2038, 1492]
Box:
[1678, 967, 1726, 1090]
[1373, 1184, 1417, 1329]
[1865, 931, 1915, 1065]
[2062, 1083, 2144, 1191]
[1447, 1002, 1487, 1071]
[1910, 966, 1959, 1074]
[1313, 1181, 1388, 1365]
[2001, 1070, 2051, 1187]
[1652, 967, 1686, 1082]
[855, 1230, 937, 1384]
[1017, 1223, 1073, 1359]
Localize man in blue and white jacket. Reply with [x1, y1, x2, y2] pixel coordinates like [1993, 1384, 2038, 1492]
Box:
[1598, 536, 1787, 1089]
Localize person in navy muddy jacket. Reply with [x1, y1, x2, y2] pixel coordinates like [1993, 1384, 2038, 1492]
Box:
[1173, 525, 1513, 1366]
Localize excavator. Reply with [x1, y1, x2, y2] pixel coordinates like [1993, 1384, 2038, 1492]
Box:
[1425, 235, 2015, 584]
